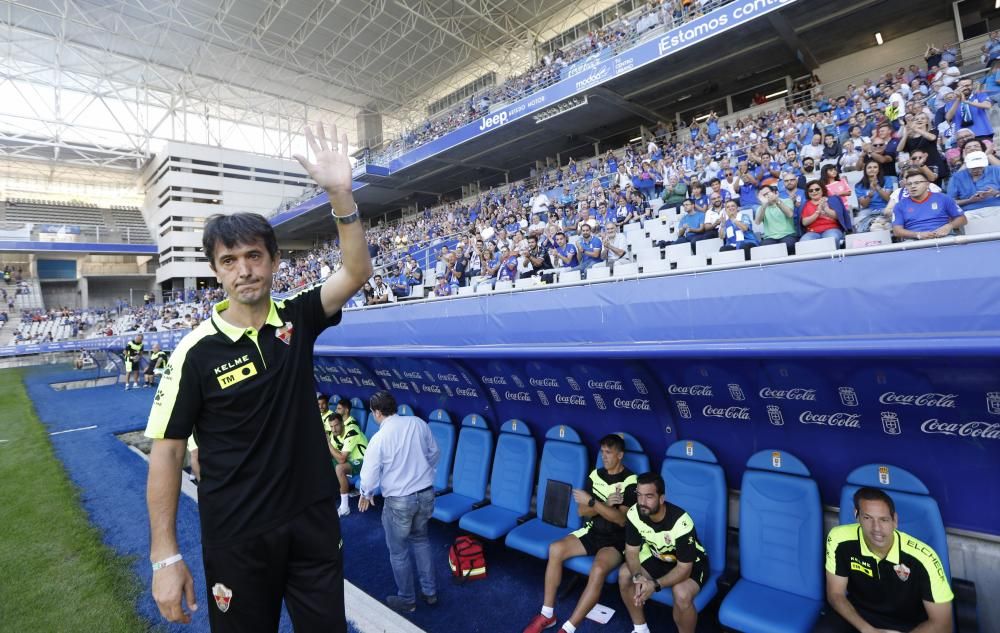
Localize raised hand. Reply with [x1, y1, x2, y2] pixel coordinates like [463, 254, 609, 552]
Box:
[294, 122, 353, 196]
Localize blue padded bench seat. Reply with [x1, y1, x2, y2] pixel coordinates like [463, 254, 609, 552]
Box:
[427, 409, 457, 493]
[460, 419, 535, 540]
[718, 449, 824, 633]
[432, 414, 492, 523]
[650, 440, 727, 612]
[506, 425, 588, 558]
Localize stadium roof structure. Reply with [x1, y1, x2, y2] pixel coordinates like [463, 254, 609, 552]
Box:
[0, 0, 597, 182]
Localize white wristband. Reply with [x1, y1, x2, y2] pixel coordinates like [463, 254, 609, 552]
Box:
[151, 553, 183, 571]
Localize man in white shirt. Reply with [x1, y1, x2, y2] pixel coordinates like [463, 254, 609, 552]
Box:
[601, 223, 629, 269]
[359, 391, 440, 614]
[370, 275, 393, 304]
[530, 187, 551, 215]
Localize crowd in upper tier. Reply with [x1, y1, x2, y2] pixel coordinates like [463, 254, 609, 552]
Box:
[367, 0, 729, 166]
[323, 37, 1000, 303]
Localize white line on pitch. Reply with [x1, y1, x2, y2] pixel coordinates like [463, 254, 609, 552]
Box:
[127, 444, 423, 633]
[0, 439, 9, 443]
[50, 425, 98, 436]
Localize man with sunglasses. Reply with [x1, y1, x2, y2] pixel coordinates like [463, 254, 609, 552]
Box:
[892, 169, 966, 241]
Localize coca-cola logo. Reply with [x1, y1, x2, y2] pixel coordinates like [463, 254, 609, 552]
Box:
[504, 391, 532, 402]
[456, 387, 478, 397]
[668, 384, 713, 396]
[555, 394, 587, 406]
[403, 371, 422, 379]
[759, 387, 817, 401]
[390, 381, 410, 391]
[920, 419, 1000, 439]
[614, 398, 651, 411]
[421, 384, 442, 394]
[360, 378, 377, 387]
[436, 373, 460, 382]
[879, 392, 957, 408]
[375, 369, 392, 377]
[799, 411, 861, 428]
[346, 367, 363, 375]
[481, 376, 507, 385]
[529, 377, 560, 388]
[702, 405, 750, 420]
[588, 380, 624, 391]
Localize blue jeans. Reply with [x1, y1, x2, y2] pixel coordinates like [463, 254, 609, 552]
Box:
[800, 228, 844, 242]
[382, 488, 436, 603]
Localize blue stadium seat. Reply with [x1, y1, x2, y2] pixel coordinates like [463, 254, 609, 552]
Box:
[459, 419, 536, 539]
[397, 403, 414, 416]
[564, 432, 650, 582]
[432, 414, 493, 523]
[718, 450, 824, 633]
[427, 409, 456, 493]
[650, 440, 727, 611]
[505, 425, 588, 559]
[838, 463, 951, 580]
[348, 405, 368, 436]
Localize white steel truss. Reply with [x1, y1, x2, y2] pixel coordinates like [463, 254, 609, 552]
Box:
[0, 0, 601, 179]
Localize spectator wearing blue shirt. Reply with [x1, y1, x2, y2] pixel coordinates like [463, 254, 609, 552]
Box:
[894, 169, 967, 240]
[982, 58, 1000, 104]
[947, 151, 1000, 218]
[497, 255, 519, 282]
[707, 178, 731, 204]
[577, 224, 603, 276]
[559, 185, 576, 207]
[855, 161, 897, 232]
[688, 181, 710, 213]
[833, 96, 854, 138]
[549, 232, 579, 270]
[946, 79, 994, 141]
[718, 199, 759, 257]
[670, 200, 709, 250]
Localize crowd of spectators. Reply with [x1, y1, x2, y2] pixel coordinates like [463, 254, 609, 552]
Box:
[368, 0, 726, 166]
[327, 37, 1000, 303]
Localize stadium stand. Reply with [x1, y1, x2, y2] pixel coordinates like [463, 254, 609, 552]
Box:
[365, 0, 735, 166]
[260, 30, 1000, 311]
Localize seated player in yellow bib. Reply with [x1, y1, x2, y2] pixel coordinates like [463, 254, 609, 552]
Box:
[618, 472, 709, 633]
[326, 397, 367, 517]
[522, 434, 638, 633]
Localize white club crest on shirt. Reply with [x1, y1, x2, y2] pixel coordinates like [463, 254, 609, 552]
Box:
[893, 563, 911, 582]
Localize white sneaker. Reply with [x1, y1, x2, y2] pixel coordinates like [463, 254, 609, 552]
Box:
[338, 506, 350, 517]
[124, 384, 130, 390]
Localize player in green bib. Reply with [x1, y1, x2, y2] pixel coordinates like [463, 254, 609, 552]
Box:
[144, 344, 169, 388]
[523, 434, 638, 633]
[123, 333, 144, 390]
[329, 397, 367, 517]
[618, 472, 708, 633]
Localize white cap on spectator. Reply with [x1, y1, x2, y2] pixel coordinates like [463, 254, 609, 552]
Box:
[965, 151, 989, 169]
